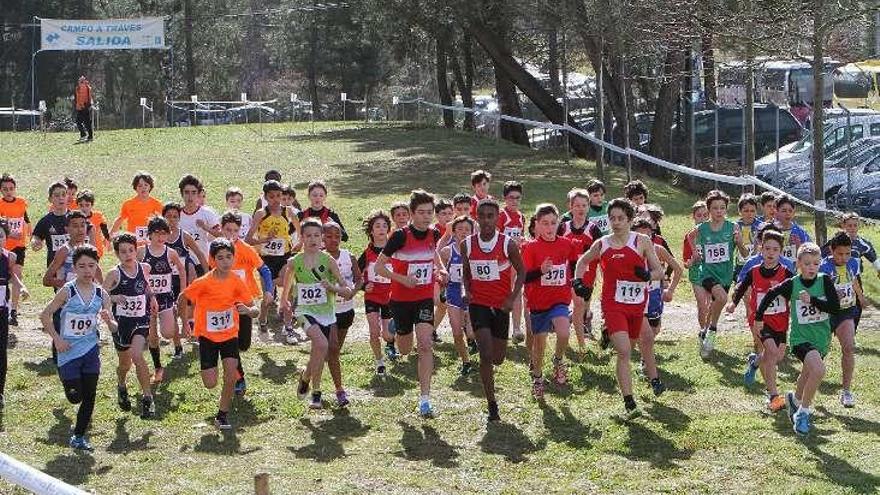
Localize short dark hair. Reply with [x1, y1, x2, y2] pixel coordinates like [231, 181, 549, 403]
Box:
[608, 198, 636, 220]
[409, 189, 435, 212]
[67, 209, 88, 222]
[263, 180, 283, 194]
[587, 179, 606, 195]
[632, 218, 653, 231]
[761, 229, 784, 247]
[76, 190, 96, 205]
[737, 193, 758, 211]
[221, 211, 242, 227]
[162, 201, 183, 216]
[503, 181, 523, 197]
[477, 198, 500, 214]
[623, 180, 648, 201]
[209, 237, 235, 258]
[307, 180, 328, 195]
[452, 193, 471, 207]
[63, 176, 78, 190]
[178, 174, 203, 194]
[300, 217, 323, 234]
[692, 200, 707, 214]
[829, 231, 853, 250]
[470, 170, 491, 186]
[264, 169, 282, 182]
[363, 209, 392, 240]
[390, 201, 409, 216]
[225, 187, 243, 201]
[759, 191, 778, 206]
[775, 194, 796, 210]
[132, 172, 155, 191]
[147, 216, 170, 235]
[0, 174, 16, 188]
[435, 199, 453, 214]
[282, 184, 296, 197]
[534, 203, 559, 221]
[705, 189, 730, 208]
[451, 215, 474, 231]
[72, 244, 100, 264]
[113, 232, 138, 252]
[48, 181, 67, 198]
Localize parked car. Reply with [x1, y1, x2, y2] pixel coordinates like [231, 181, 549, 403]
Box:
[780, 138, 880, 199]
[831, 184, 880, 219]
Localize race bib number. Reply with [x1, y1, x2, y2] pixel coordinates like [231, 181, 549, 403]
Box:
[592, 214, 610, 234]
[116, 295, 146, 318]
[233, 269, 247, 282]
[135, 226, 149, 242]
[6, 217, 24, 235]
[51, 234, 69, 251]
[541, 264, 567, 287]
[835, 283, 855, 308]
[149, 273, 172, 294]
[297, 283, 327, 306]
[470, 260, 500, 282]
[449, 263, 463, 283]
[782, 244, 796, 260]
[262, 238, 286, 256]
[63, 314, 97, 338]
[795, 300, 828, 325]
[206, 309, 234, 333]
[756, 292, 786, 315]
[704, 242, 730, 264]
[615, 280, 647, 304]
[367, 262, 392, 284]
[503, 227, 522, 240]
[407, 263, 433, 286]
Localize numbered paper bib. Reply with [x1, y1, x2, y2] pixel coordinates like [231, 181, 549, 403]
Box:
[262, 238, 286, 256]
[503, 227, 522, 240]
[448, 263, 463, 283]
[135, 226, 149, 242]
[116, 295, 147, 318]
[51, 234, 70, 251]
[592, 214, 610, 234]
[615, 280, 647, 304]
[782, 245, 796, 260]
[206, 308, 234, 333]
[704, 242, 730, 264]
[297, 283, 327, 306]
[470, 260, 500, 282]
[835, 283, 856, 308]
[7, 217, 24, 235]
[541, 264, 567, 287]
[795, 300, 828, 325]
[407, 263, 433, 286]
[756, 292, 786, 315]
[368, 262, 392, 284]
[149, 273, 173, 294]
[63, 314, 97, 338]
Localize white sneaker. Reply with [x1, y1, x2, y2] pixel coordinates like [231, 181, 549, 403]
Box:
[840, 390, 855, 408]
[284, 326, 298, 345]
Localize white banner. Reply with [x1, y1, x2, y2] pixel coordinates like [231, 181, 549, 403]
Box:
[40, 17, 166, 51]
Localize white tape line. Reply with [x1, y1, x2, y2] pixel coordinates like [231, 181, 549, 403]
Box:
[0, 453, 89, 495]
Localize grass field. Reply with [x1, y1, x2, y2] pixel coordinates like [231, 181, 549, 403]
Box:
[0, 122, 879, 494]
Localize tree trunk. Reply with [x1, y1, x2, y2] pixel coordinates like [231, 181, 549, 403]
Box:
[547, 28, 561, 97]
[307, 16, 321, 120]
[463, 32, 476, 130]
[493, 64, 530, 145]
[183, 0, 196, 124]
[812, 18, 828, 244]
[468, 20, 593, 157]
[436, 33, 455, 129]
[649, 49, 685, 160]
[450, 35, 475, 130]
[744, 57, 756, 189]
[701, 31, 717, 107]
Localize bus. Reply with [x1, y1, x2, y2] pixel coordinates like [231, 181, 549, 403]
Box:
[717, 58, 841, 125]
[833, 60, 880, 110]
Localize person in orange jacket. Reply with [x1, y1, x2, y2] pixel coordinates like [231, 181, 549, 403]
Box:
[74, 76, 93, 142]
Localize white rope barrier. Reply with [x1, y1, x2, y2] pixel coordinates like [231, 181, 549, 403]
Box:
[0, 453, 89, 495]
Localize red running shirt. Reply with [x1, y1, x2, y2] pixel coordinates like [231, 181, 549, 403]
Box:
[599, 233, 649, 316]
[465, 232, 512, 309]
[521, 236, 579, 311]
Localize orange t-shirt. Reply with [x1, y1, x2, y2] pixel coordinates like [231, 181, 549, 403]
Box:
[75, 83, 91, 110]
[119, 196, 163, 241]
[208, 239, 264, 297]
[182, 271, 253, 343]
[0, 197, 30, 249]
[87, 210, 108, 257]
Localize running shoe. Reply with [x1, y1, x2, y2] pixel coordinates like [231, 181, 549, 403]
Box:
[487, 401, 500, 422]
[117, 386, 132, 412]
[793, 409, 811, 436]
[512, 329, 525, 344]
[785, 391, 798, 422]
[8, 309, 18, 327]
[172, 346, 185, 360]
[284, 326, 298, 345]
[577, 344, 588, 362]
[700, 331, 715, 359]
[467, 338, 478, 355]
[152, 367, 165, 385]
[840, 390, 856, 408]
[214, 411, 232, 430]
[532, 377, 545, 401]
[234, 377, 247, 397]
[309, 392, 323, 410]
[768, 395, 786, 413]
[259, 318, 269, 333]
[69, 435, 93, 451]
[552, 357, 568, 385]
[744, 352, 758, 386]
[624, 402, 642, 420]
[460, 361, 474, 376]
[432, 330, 442, 343]
[297, 373, 310, 400]
[418, 399, 435, 418]
[376, 363, 386, 376]
[651, 378, 666, 397]
[584, 311, 594, 339]
[384, 341, 399, 361]
[336, 390, 350, 408]
[141, 396, 155, 419]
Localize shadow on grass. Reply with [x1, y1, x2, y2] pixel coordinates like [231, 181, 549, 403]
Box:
[450, 369, 485, 399]
[195, 426, 261, 456]
[368, 371, 412, 398]
[479, 421, 543, 463]
[395, 421, 459, 468]
[621, 421, 694, 470]
[579, 364, 618, 395]
[24, 356, 56, 377]
[816, 406, 880, 437]
[257, 351, 299, 385]
[37, 408, 72, 446]
[289, 411, 371, 463]
[106, 417, 154, 453]
[784, 422, 880, 494]
[646, 400, 692, 433]
[704, 348, 761, 393]
[43, 451, 110, 487]
[657, 368, 696, 394]
[540, 402, 600, 450]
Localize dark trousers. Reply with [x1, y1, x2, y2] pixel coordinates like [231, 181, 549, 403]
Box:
[75, 108, 93, 139]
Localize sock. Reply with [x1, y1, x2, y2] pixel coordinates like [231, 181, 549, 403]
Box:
[419, 394, 430, 404]
[708, 325, 717, 333]
[376, 358, 384, 367]
[149, 346, 162, 369]
[623, 395, 637, 410]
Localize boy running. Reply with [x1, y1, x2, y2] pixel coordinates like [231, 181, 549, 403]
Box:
[390, 202, 411, 230]
[358, 210, 397, 372]
[469, 170, 493, 218]
[297, 181, 347, 241]
[178, 238, 259, 430]
[461, 199, 525, 421]
[497, 181, 526, 342]
[178, 174, 221, 276]
[111, 172, 163, 244]
[323, 221, 361, 406]
[225, 187, 253, 240]
[587, 179, 611, 236]
[756, 192, 777, 223]
[0, 174, 30, 327]
[76, 190, 110, 258]
[439, 216, 476, 376]
[772, 194, 811, 264]
[140, 217, 187, 366]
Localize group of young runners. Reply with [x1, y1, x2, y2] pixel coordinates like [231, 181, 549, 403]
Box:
[0, 167, 875, 450]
